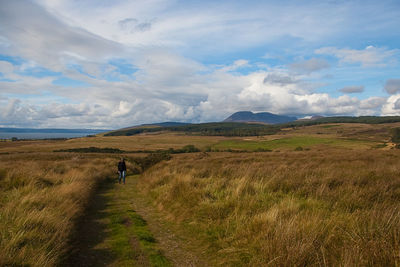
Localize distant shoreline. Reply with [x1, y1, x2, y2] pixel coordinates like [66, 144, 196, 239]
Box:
[0, 128, 110, 140]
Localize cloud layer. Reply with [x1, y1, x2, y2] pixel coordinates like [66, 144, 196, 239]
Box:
[0, 0, 400, 128]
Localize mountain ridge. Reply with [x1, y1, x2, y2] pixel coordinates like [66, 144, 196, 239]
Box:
[224, 111, 297, 124]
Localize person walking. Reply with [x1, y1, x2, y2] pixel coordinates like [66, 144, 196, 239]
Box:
[118, 158, 127, 184]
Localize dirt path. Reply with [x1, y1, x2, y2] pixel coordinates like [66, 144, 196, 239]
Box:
[127, 175, 209, 267]
[63, 182, 117, 266]
[63, 176, 207, 266]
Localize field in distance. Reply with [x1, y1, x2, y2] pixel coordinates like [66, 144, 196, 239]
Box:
[1, 121, 400, 266]
[1, 122, 399, 154]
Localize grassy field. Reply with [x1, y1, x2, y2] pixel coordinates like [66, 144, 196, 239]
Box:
[0, 133, 226, 153]
[1, 122, 400, 266]
[211, 135, 379, 151]
[0, 153, 115, 266]
[138, 150, 400, 266]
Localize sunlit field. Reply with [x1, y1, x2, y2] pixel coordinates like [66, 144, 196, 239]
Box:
[0, 153, 115, 266]
[1, 122, 400, 266]
[139, 150, 400, 266]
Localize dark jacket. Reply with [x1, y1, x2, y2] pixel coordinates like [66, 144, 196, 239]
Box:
[118, 161, 126, 172]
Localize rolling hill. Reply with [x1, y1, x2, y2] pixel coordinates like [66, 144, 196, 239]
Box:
[223, 111, 297, 124]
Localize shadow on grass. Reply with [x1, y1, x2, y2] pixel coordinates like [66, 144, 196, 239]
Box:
[62, 179, 116, 267]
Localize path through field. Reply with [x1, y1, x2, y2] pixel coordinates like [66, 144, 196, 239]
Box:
[64, 175, 207, 266]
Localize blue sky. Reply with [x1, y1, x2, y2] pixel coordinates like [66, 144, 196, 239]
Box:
[0, 0, 400, 128]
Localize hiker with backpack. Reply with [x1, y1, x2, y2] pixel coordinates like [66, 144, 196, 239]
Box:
[118, 158, 127, 184]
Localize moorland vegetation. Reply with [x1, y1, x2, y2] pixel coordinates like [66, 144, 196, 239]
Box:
[139, 150, 400, 266]
[1, 121, 400, 266]
[0, 153, 115, 266]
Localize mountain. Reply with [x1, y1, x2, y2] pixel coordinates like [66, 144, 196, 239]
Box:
[223, 111, 297, 124]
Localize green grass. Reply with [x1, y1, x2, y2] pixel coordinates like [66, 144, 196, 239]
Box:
[212, 136, 376, 151]
[319, 124, 341, 128]
[105, 176, 171, 267]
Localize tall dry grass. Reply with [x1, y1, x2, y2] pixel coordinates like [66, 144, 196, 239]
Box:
[0, 153, 115, 266]
[139, 150, 400, 266]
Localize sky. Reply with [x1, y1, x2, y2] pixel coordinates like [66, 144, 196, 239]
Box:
[0, 0, 400, 129]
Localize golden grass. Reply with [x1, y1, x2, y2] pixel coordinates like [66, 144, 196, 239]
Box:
[138, 149, 400, 266]
[1, 122, 396, 154]
[0, 153, 115, 266]
[0, 133, 227, 153]
[1, 122, 399, 266]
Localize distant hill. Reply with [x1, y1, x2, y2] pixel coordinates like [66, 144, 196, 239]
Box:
[143, 122, 190, 127]
[105, 115, 400, 137]
[224, 111, 297, 124]
[104, 122, 280, 137]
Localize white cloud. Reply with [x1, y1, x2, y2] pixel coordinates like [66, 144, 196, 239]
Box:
[0, 63, 389, 128]
[0, 61, 14, 75]
[315, 46, 398, 67]
[0, 0, 399, 128]
[360, 97, 386, 109]
[32, 0, 400, 55]
[0, 0, 122, 73]
[381, 95, 400, 115]
[111, 101, 135, 117]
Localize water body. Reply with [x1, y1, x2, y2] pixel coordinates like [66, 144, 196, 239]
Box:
[0, 128, 109, 140]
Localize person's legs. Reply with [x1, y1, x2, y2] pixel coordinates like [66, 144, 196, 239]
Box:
[122, 170, 126, 184]
[118, 171, 122, 183]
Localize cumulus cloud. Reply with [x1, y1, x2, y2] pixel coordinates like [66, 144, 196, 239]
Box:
[384, 79, 400, 94]
[0, 63, 389, 128]
[339, 85, 365, 94]
[236, 72, 381, 117]
[381, 95, 400, 115]
[315, 46, 398, 67]
[359, 97, 386, 110]
[289, 58, 330, 74]
[394, 99, 400, 110]
[0, 99, 37, 127]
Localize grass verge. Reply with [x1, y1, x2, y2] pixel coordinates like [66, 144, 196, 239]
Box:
[106, 177, 171, 266]
[63, 174, 171, 267]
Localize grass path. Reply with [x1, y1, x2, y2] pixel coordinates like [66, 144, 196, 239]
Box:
[64, 175, 207, 266]
[127, 175, 209, 267]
